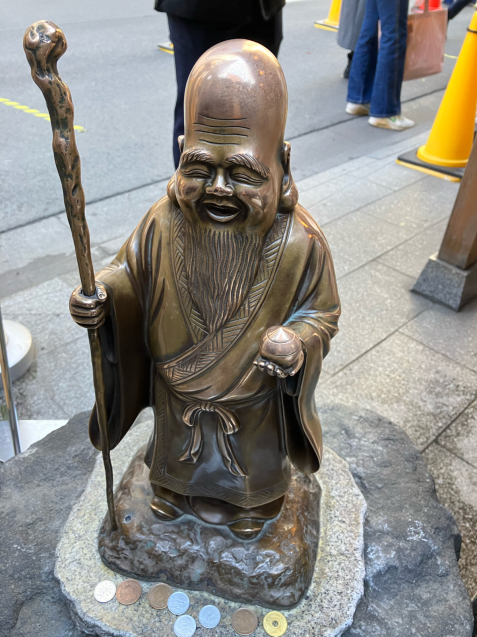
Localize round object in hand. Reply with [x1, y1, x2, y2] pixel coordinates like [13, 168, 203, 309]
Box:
[260, 326, 301, 367]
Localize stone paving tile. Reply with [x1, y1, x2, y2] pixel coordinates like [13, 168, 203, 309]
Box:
[30, 335, 96, 419]
[365, 161, 427, 191]
[323, 261, 430, 375]
[438, 399, 477, 469]
[401, 298, 477, 373]
[308, 179, 392, 226]
[1, 362, 69, 420]
[360, 178, 458, 233]
[0, 216, 72, 279]
[56, 181, 168, 247]
[377, 219, 448, 280]
[319, 332, 477, 450]
[1, 278, 82, 358]
[296, 156, 377, 192]
[298, 174, 359, 211]
[323, 210, 412, 279]
[423, 442, 477, 596]
[367, 130, 429, 159]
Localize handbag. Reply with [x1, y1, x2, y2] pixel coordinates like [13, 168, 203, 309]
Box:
[403, 0, 448, 81]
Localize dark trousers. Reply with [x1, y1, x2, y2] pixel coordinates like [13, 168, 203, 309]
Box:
[168, 11, 283, 167]
[347, 0, 408, 117]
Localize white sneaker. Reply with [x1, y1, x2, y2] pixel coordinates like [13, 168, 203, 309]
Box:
[368, 114, 415, 131]
[346, 102, 370, 116]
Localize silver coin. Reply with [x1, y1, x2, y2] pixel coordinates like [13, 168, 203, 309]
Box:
[174, 615, 196, 637]
[94, 580, 116, 603]
[168, 591, 190, 615]
[199, 604, 221, 629]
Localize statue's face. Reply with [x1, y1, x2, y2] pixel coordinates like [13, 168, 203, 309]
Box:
[175, 120, 284, 238]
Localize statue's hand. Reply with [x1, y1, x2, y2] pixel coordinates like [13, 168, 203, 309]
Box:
[254, 326, 304, 379]
[69, 282, 109, 328]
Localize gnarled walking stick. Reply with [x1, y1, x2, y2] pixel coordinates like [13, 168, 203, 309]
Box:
[24, 20, 118, 532]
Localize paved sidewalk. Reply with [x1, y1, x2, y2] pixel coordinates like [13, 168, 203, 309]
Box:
[1, 130, 476, 597]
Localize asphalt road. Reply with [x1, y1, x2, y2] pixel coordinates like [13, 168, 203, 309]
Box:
[0, 0, 471, 233]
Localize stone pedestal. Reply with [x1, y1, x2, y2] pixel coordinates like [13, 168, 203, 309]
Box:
[98, 446, 322, 609]
[0, 406, 473, 637]
[55, 420, 367, 636]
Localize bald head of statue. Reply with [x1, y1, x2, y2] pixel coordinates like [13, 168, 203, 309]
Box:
[169, 39, 298, 238]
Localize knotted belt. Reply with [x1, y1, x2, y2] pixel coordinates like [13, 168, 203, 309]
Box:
[179, 402, 246, 477]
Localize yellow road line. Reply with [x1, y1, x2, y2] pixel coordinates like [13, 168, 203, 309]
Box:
[444, 53, 458, 60]
[0, 97, 86, 132]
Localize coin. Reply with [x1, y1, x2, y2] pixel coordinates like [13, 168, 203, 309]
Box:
[94, 580, 116, 603]
[174, 614, 196, 637]
[116, 579, 142, 605]
[199, 604, 221, 628]
[167, 591, 190, 615]
[148, 583, 173, 609]
[231, 608, 259, 635]
[263, 611, 287, 637]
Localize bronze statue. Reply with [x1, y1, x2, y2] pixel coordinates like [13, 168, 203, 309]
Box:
[25, 22, 340, 605]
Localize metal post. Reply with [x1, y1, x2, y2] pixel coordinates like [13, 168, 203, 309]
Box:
[0, 305, 21, 455]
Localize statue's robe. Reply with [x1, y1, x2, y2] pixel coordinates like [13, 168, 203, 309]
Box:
[90, 198, 340, 508]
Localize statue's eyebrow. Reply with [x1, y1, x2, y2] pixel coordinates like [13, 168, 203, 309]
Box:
[181, 149, 215, 164]
[225, 154, 270, 179]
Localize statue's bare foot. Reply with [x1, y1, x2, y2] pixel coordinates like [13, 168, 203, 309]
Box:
[227, 518, 265, 540]
[150, 496, 184, 521]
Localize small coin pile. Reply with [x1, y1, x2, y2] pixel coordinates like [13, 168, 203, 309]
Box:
[93, 578, 286, 635]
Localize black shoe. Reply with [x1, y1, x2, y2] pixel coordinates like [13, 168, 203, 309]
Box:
[344, 51, 354, 79]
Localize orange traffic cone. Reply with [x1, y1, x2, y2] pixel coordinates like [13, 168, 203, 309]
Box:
[397, 10, 477, 181]
[314, 0, 342, 31]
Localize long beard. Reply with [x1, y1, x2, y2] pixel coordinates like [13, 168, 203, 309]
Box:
[184, 223, 264, 334]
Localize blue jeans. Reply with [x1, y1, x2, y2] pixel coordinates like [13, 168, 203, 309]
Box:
[347, 0, 408, 118]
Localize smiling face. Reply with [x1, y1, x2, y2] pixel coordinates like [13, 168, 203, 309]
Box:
[174, 40, 289, 239]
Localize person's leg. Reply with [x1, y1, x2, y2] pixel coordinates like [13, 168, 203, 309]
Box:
[347, 0, 379, 106]
[448, 0, 471, 20]
[237, 8, 283, 57]
[369, 0, 408, 117]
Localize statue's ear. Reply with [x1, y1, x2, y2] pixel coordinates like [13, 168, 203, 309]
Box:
[167, 136, 185, 206]
[279, 141, 298, 213]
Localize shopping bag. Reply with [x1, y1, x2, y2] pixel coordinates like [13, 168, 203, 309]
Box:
[403, 0, 447, 81]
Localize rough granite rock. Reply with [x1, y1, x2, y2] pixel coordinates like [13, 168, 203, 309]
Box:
[0, 405, 473, 636]
[98, 445, 322, 609]
[0, 412, 97, 637]
[56, 422, 366, 637]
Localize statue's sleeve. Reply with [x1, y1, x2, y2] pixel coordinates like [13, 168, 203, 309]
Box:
[282, 225, 341, 473]
[88, 207, 161, 451]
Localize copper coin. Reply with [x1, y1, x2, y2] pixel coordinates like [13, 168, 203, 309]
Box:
[148, 583, 173, 609]
[231, 608, 259, 635]
[116, 579, 142, 605]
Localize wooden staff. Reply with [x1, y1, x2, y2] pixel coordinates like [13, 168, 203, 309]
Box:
[24, 20, 117, 531]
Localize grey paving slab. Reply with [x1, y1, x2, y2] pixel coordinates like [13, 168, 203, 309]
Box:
[360, 177, 458, 233]
[377, 219, 448, 280]
[365, 161, 427, 191]
[1, 278, 82, 358]
[319, 332, 477, 450]
[323, 261, 430, 375]
[298, 173, 359, 210]
[0, 216, 73, 279]
[2, 362, 69, 420]
[323, 210, 412, 278]
[309, 178, 393, 226]
[296, 156, 377, 193]
[438, 399, 477, 470]
[401, 298, 477, 373]
[423, 442, 477, 595]
[31, 335, 96, 418]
